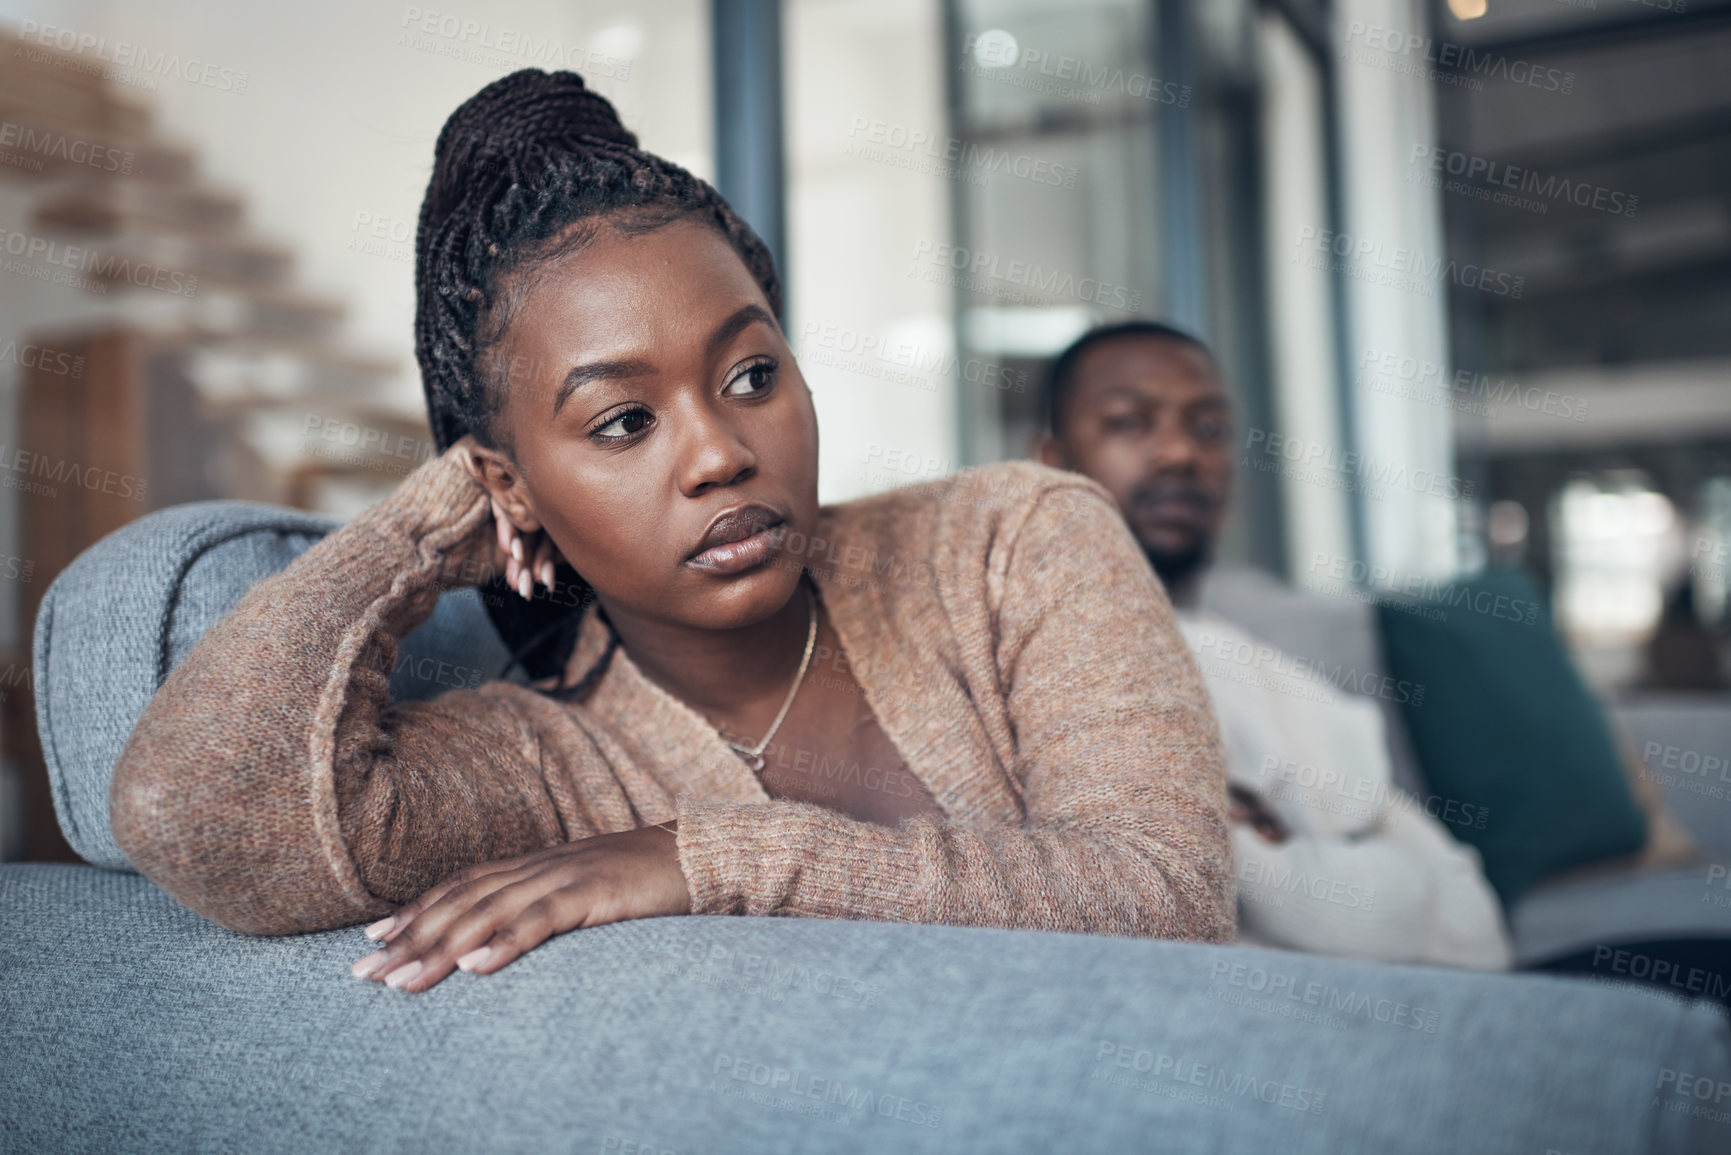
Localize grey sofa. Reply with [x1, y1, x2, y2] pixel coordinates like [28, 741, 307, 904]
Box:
[5, 500, 1731, 1154]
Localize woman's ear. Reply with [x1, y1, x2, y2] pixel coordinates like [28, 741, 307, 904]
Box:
[452, 435, 544, 534]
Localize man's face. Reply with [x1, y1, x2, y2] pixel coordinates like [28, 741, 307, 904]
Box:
[1038, 336, 1233, 586]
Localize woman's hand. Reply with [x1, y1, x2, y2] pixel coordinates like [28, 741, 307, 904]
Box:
[349, 823, 689, 993]
[449, 433, 562, 600]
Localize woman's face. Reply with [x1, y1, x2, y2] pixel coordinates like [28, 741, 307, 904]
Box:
[479, 214, 819, 631]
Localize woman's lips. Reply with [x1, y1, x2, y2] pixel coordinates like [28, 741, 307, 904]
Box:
[686, 520, 788, 575]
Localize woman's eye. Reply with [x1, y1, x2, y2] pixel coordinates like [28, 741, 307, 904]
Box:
[592, 406, 652, 441]
[723, 358, 778, 397]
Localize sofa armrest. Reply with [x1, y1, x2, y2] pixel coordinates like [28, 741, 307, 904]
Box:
[32, 499, 512, 873]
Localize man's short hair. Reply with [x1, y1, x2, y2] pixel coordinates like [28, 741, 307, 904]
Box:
[1044, 319, 1215, 437]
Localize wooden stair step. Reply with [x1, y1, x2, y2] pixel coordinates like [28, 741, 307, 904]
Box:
[34, 174, 245, 234]
[66, 230, 294, 289]
[178, 341, 401, 403]
[0, 109, 195, 183]
[0, 32, 154, 137]
[93, 280, 349, 343]
[23, 322, 401, 403]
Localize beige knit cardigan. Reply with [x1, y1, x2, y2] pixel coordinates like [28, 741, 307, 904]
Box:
[108, 444, 1236, 943]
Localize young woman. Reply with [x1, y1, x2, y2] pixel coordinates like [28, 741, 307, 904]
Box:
[108, 69, 1233, 994]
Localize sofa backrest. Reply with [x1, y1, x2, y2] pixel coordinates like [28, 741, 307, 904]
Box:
[32, 499, 513, 872]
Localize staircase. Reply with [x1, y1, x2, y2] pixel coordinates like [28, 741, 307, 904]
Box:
[0, 27, 432, 861]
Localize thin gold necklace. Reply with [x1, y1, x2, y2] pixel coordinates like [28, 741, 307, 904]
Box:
[723, 579, 818, 774]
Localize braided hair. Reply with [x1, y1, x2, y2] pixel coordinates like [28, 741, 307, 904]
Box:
[413, 68, 783, 694]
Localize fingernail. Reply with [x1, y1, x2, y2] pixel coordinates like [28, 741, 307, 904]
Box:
[364, 916, 396, 941]
[351, 950, 388, 979]
[539, 559, 555, 587]
[456, 946, 494, 972]
[518, 571, 533, 599]
[383, 960, 424, 990]
[510, 538, 523, 562]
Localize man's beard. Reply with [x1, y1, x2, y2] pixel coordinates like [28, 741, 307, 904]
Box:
[1126, 476, 1217, 592]
[1143, 541, 1210, 591]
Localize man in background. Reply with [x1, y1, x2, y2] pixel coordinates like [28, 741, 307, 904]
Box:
[1034, 320, 1511, 969]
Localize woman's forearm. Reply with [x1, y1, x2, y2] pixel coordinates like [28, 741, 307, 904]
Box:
[673, 793, 1235, 942]
[109, 445, 546, 935]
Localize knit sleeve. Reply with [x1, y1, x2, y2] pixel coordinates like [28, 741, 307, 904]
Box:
[109, 445, 587, 936]
[670, 481, 1238, 942]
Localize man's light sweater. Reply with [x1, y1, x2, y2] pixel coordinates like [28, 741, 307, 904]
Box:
[109, 443, 1236, 943]
[1176, 609, 1512, 970]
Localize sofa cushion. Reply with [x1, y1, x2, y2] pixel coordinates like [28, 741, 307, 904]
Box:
[5, 861, 1729, 1155]
[1377, 566, 1647, 906]
[33, 500, 513, 872]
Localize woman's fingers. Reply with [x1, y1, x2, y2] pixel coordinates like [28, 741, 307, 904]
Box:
[455, 894, 568, 977]
[361, 872, 576, 993]
[507, 528, 550, 600]
[352, 866, 533, 986]
[533, 536, 557, 590]
[491, 498, 512, 564]
[351, 860, 533, 982]
[486, 494, 558, 599]
[490, 498, 518, 591]
[370, 857, 526, 946]
[350, 831, 684, 993]
[389, 877, 559, 993]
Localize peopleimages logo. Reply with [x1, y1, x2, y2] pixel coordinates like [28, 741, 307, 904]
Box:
[1092, 1041, 1327, 1115]
[397, 7, 633, 78]
[1238, 857, 1376, 912]
[710, 1054, 943, 1128]
[0, 121, 133, 175]
[1305, 549, 1541, 627]
[1244, 428, 1476, 502]
[1189, 626, 1427, 707]
[847, 117, 1079, 188]
[1409, 145, 1638, 217]
[15, 20, 249, 93]
[800, 323, 1027, 395]
[1294, 227, 1524, 299]
[1342, 21, 1575, 94]
[909, 240, 1142, 310]
[0, 225, 198, 297]
[1357, 347, 1590, 423]
[0, 443, 148, 502]
[0, 339, 84, 379]
[956, 33, 1192, 107]
[1209, 960, 1441, 1033]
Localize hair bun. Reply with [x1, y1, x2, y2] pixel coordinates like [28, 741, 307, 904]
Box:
[426, 69, 637, 223]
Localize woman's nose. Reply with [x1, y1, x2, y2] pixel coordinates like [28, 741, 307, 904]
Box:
[676, 407, 757, 492]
